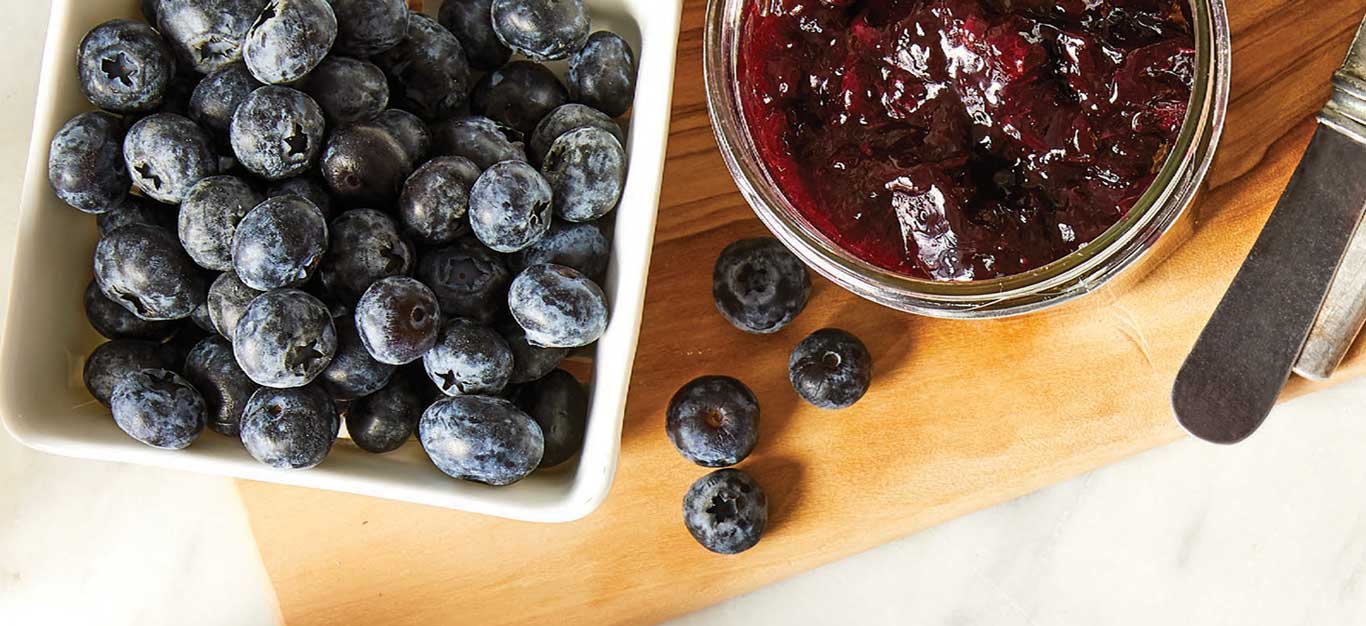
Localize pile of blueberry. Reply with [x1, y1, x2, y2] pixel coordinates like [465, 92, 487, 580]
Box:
[670, 237, 874, 554]
[54, 0, 637, 487]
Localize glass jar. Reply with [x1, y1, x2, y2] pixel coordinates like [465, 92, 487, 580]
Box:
[703, 0, 1232, 319]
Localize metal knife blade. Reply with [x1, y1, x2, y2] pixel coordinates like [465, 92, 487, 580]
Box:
[1173, 16, 1366, 444]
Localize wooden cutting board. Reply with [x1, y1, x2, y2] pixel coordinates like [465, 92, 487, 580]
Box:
[238, 1, 1366, 624]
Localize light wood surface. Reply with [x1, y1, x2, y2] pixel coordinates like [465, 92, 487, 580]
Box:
[238, 1, 1366, 624]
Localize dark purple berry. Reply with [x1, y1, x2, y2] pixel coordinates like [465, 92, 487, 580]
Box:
[683, 469, 768, 555]
[354, 276, 441, 365]
[189, 63, 262, 138]
[321, 122, 413, 206]
[79, 19, 177, 114]
[243, 0, 338, 84]
[509, 219, 610, 279]
[431, 116, 526, 171]
[184, 336, 260, 436]
[469, 160, 552, 253]
[232, 195, 328, 291]
[398, 156, 479, 246]
[543, 127, 625, 223]
[490, 0, 590, 61]
[49, 112, 129, 213]
[373, 12, 471, 121]
[789, 329, 872, 410]
[318, 209, 414, 304]
[470, 61, 567, 137]
[230, 86, 325, 181]
[233, 288, 338, 388]
[179, 175, 264, 271]
[500, 320, 568, 384]
[568, 31, 637, 118]
[85, 280, 179, 341]
[419, 395, 543, 486]
[423, 318, 513, 397]
[346, 366, 425, 453]
[319, 316, 396, 400]
[438, 0, 512, 70]
[508, 264, 608, 349]
[514, 369, 587, 468]
[124, 112, 219, 204]
[95, 223, 207, 321]
[374, 109, 431, 165]
[84, 340, 176, 406]
[206, 271, 263, 340]
[111, 369, 206, 450]
[712, 237, 811, 334]
[156, 0, 269, 74]
[302, 56, 389, 125]
[330, 0, 409, 57]
[528, 103, 623, 165]
[416, 237, 510, 324]
[240, 385, 339, 469]
[666, 376, 759, 468]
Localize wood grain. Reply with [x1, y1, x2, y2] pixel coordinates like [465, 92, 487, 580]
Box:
[239, 1, 1366, 624]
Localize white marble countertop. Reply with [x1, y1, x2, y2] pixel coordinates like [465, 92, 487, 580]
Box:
[5, 2, 1366, 624]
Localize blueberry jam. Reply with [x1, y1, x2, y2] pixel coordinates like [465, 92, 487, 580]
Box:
[738, 0, 1196, 281]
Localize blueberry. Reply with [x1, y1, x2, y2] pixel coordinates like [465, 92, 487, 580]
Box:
[682, 469, 768, 555]
[301, 56, 388, 125]
[240, 385, 339, 469]
[373, 13, 471, 121]
[666, 376, 759, 468]
[469, 160, 553, 253]
[431, 116, 527, 171]
[206, 271, 263, 339]
[243, 0, 338, 84]
[184, 336, 260, 436]
[78, 19, 177, 114]
[179, 176, 264, 271]
[318, 208, 414, 304]
[528, 103, 623, 165]
[85, 280, 180, 341]
[329, 0, 408, 57]
[265, 174, 334, 219]
[438, 0, 512, 70]
[788, 328, 872, 409]
[232, 195, 328, 290]
[233, 288, 338, 388]
[48, 112, 129, 213]
[189, 63, 262, 139]
[319, 316, 396, 400]
[513, 369, 586, 468]
[230, 86, 325, 180]
[84, 340, 175, 406]
[543, 128, 626, 223]
[423, 319, 513, 397]
[508, 264, 608, 348]
[110, 369, 206, 450]
[471, 61, 568, 137]
[398, 157, 479, 246]
[97, 194, 172, 235]
[345, 366, 425, 453]
[499, 320, 568, 384]
[156, 0, 270, 74]
[374, 109, 431, 165]
[95, 223, 207, 321]
[712, 237, 811, 334]
[355, 276, 441, 365]
[568, 31, 637, 118]
[509, 219, 610, 279]
[321, 122, 413, 206]
[490, 0, 590, 61]
[416, 237, 510, 324]
[419, 395, 543, 486]
[124, 112, 219, 204]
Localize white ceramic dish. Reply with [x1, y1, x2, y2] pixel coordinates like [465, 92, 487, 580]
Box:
[0, 0, 682, 523]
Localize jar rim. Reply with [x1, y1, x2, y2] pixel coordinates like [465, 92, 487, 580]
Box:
[702, 0, 1232, 318]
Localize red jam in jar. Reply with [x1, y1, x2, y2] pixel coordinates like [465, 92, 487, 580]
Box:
[738, 0, 1196, 281]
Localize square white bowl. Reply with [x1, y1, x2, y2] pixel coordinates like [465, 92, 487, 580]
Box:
[0, 0, 682, 523]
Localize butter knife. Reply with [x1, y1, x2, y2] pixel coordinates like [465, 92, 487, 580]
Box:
[1173, 14, 1366, 444]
